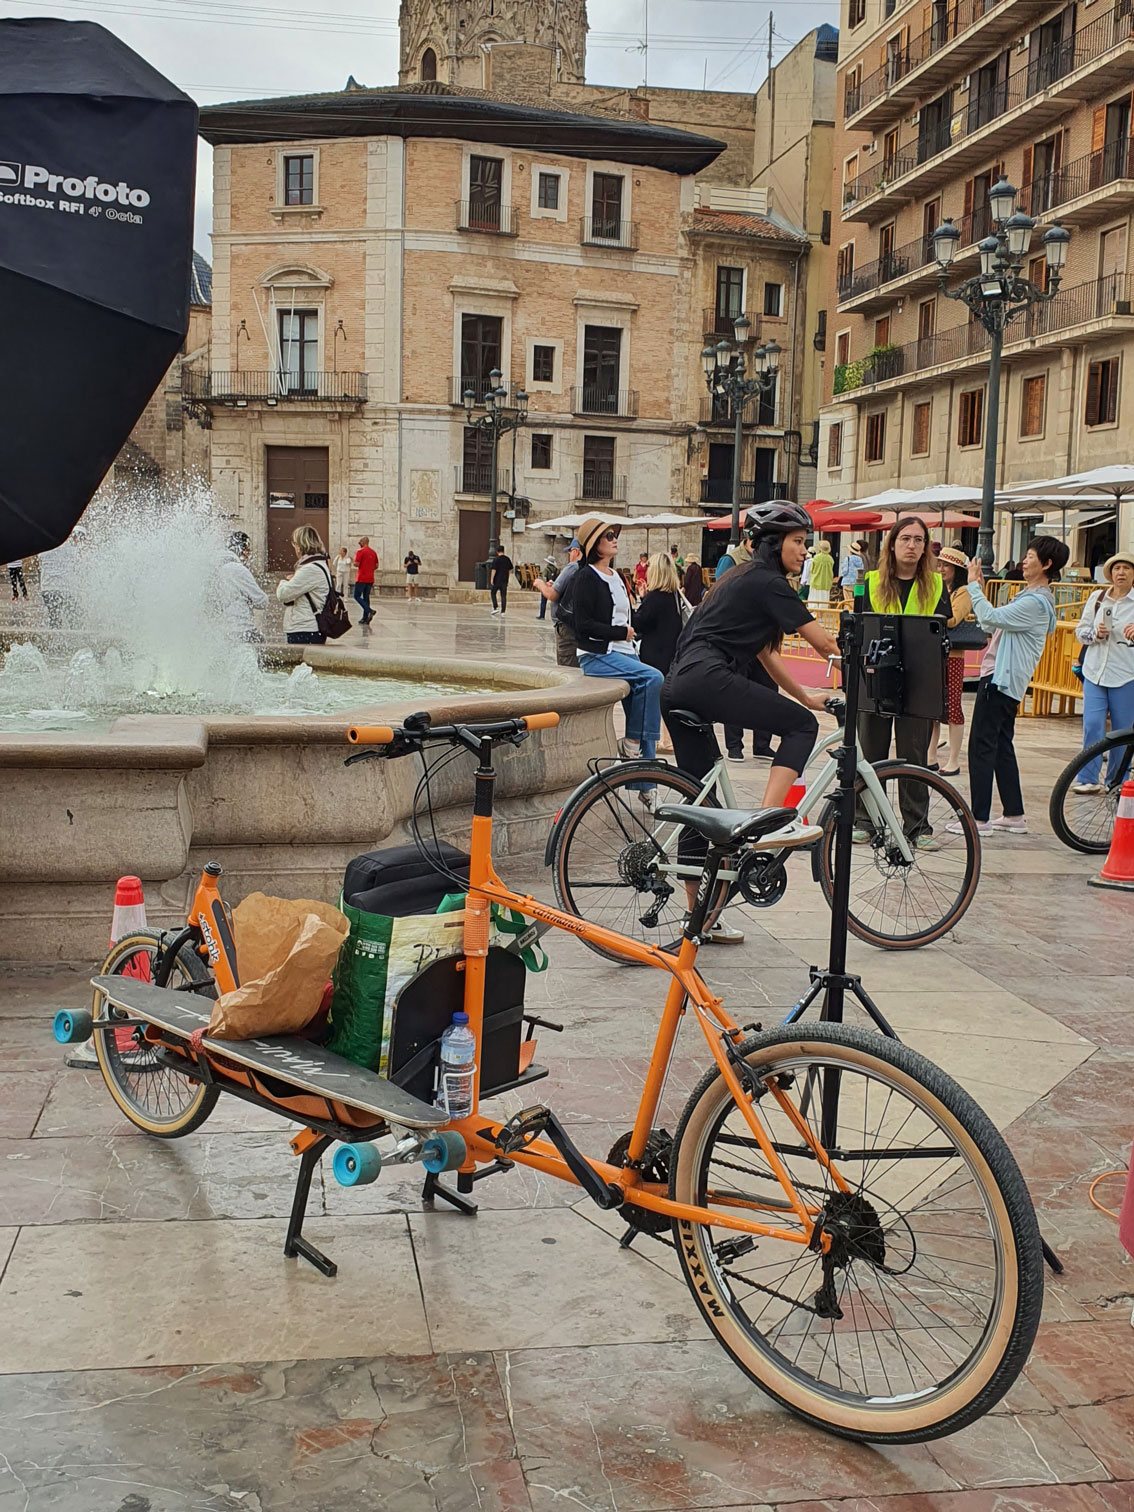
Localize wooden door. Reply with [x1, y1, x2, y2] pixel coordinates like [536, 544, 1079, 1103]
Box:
[266, 446, 329, 571]
[1098, 224, 1127, 313]
[458, 510, 490, 582]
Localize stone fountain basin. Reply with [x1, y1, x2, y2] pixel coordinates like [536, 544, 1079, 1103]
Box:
[0, 646, 621, 961]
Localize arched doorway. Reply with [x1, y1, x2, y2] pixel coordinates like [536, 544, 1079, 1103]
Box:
[421, 47, 437, 81]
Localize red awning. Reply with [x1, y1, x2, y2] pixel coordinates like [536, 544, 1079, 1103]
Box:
[703, 507, 884, 532]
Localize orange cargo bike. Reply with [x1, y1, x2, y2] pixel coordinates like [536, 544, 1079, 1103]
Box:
[62, 711, 1044, 1445]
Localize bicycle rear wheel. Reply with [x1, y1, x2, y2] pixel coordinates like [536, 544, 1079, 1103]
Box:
[817, 761, 981, 948]
[92, 930, 219, 1137]
[1049, 730, 1133, 853]
[670, 1023, 1043, 1443]
[550, 760, 711, 961]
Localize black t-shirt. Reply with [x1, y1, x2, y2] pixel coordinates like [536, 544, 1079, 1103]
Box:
[490, 554, 513, 585]
[863, 575, 952, 619]
[404, 555, 420, 575]
[672, 562, 813, 670]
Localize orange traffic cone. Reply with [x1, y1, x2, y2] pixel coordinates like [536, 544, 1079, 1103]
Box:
[1088, 779, 1134, 893]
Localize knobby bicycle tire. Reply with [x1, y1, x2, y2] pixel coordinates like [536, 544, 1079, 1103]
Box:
[550, 760, 712, 962]
[1049, 727, 1134, 854]
[669, 1022, 1043, 1443]
[93, 930, 219, 1137]
[816, 761, 981, 949]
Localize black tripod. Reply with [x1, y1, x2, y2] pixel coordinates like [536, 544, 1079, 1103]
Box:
[782, 604, 1063, 1275]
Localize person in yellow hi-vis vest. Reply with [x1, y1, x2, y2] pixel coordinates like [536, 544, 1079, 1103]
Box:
[856, 516, 952, 849]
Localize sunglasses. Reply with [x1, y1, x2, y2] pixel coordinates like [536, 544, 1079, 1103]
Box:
[601, 530, 620, 542]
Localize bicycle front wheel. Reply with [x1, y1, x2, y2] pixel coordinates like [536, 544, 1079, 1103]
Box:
[550, 760, 710, 961]
[670, 1023, 1043, 1443]
[92, 930, 219, 1137]
[1049, 729, 1133, 853]
[817, 761, 981, 948]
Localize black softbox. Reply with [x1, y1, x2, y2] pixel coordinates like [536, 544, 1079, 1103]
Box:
[0, 19, 197, 559]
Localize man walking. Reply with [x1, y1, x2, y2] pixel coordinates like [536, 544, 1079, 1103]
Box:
[353, 536, 378, 624]
[489, 544, 513, 615]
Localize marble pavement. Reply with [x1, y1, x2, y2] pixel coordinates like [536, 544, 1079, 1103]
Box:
[0, 594, 1131, 1511]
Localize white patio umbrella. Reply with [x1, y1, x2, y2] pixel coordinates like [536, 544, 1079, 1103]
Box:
[847, 485, 982, 538]
[1002, 465, 1134, 502]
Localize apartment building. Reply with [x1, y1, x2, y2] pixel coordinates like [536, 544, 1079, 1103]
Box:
[193, 89, 724, 587]
[819, 0, 1134, 563]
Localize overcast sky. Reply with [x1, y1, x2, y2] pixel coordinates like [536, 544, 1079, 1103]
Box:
[9, 0, 838, 257]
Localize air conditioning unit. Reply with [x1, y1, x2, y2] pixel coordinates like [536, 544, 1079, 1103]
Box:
[1115, 299, 1132, 315]
[960, 73, 971, 91]
[911, 109, 921, 123]
[1016, 32, 1030, 51]
[867, 140, 878, 154]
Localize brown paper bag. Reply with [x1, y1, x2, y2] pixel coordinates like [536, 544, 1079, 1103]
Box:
[207, 893, 351, 1040]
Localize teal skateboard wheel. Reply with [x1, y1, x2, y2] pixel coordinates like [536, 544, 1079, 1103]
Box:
[53, 1009, 93, 1044]
[422, 1130, 467, 1174]
[332, 1142, 382, 1187]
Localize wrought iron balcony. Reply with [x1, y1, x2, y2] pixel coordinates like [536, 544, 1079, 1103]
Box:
[455, 464, 512, 496]
[836, 205, 994, 308]
[450, 375, 522, 407]
[182, 370, 367, 404]
[455, 200, 519, 236]
[698, 395, 778, 428]
[702, 308, 755, 338]
[572, 386, 639, 418]
[700, 479, 788, 505]
[1021, 138, 1134, 223]
[580, 217, 639, 250]
[575, 472, 628, 502]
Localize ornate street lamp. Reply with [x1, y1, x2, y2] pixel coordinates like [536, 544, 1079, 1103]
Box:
[701, 320, 781, 544]
[933, 187, 1070, 570]
[464, 373, 529, 560]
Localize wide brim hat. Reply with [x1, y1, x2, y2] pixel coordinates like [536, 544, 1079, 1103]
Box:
[938, 546, 968, 570]
[1102, 551, 1134, 580]
[575, 515, 620, 559]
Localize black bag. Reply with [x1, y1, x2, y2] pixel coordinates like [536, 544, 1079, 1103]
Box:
[305, 561, 352, 640]
[343, 842, 469, 908]
[945, 617, 988, 651]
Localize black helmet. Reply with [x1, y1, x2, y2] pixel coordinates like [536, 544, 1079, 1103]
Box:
[745, 501, 812, 541]
[227, 530, 251, 556]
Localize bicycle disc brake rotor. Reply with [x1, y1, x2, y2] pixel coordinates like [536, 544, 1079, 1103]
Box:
[607, 1129, 672, 1233]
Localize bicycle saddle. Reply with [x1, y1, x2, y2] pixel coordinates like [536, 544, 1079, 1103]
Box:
[653, 804, 798, 849]
[664, 708, 715, 734]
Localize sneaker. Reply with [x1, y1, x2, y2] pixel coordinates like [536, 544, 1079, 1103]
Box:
[636, 787, 659, 810]
[947, 818, 993, 835]
[1071, 782, 1103, 795]
[490, 607, 499, 615]
[750, 821, 821, 852]
[990, 815, 1028, 834]
[617, 737, 642, 759]
[915, 833, 941, 852]
[726, 749, 744, 763]
[683, 914, 745, 945]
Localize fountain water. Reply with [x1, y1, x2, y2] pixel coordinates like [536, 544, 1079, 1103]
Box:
[0, 485, 455, 730]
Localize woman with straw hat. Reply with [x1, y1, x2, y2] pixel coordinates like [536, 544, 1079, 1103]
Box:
[1072, 550, 1134, 793]
[571, 515, 664, 761]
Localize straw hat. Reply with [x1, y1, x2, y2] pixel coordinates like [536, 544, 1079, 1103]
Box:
[575, 515, 621, 559]
[938, 546, 968, 570]
[1102, 551, 1134, 581]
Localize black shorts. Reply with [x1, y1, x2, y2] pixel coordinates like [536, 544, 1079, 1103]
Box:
[662, 650, 817, 779]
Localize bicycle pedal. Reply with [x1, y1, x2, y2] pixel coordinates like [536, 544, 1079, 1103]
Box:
[494, 1105, 551, 1155]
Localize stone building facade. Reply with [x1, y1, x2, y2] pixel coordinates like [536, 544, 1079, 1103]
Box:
[818, 0, 1134, 564]
[195, 91, 723, 589]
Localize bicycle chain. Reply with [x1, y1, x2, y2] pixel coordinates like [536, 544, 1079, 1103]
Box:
[631, 1216, 826, 1319]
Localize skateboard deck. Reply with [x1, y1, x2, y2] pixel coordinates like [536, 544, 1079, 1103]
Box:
[90, 975, 441, 1128]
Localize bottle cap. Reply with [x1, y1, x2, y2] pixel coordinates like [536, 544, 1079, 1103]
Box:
[114, 876, 144, 908]
[453, 1012, 469, 1025]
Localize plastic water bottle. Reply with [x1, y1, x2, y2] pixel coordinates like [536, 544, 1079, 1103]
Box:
[437, 1012, 477, 1120]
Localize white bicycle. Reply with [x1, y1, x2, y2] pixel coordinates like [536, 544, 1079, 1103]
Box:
[545, 698, 982, 958]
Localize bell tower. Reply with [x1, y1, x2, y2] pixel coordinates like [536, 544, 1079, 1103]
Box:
[399, 1, 587, 90]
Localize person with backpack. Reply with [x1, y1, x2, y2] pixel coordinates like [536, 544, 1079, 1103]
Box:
[534, 538, 583, 666]
[276, 525, 335, 644]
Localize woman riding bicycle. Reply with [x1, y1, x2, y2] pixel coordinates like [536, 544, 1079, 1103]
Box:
[661, 502, 839, 810]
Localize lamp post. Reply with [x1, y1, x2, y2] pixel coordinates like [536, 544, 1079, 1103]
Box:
[932, 180, 1070, 571]
[463, 370, 529, 560]
[701, 314, 781, 545]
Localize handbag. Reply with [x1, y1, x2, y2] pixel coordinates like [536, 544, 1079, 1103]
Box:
[1072, 590, 1105, 681]
[305, 561, 352, 640]
[945, 618, 988, 651]
[675, 590, 693, 627]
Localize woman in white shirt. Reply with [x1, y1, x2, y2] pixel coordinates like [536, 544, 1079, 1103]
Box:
[333, 546, 352, 597]
[1073, 550, 1134, 792]
[275, 525, 332, 644]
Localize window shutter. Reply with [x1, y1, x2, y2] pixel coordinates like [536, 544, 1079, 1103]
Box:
[963, 178, 973, 221]
[1086, 362, 1101, 426]
[1021, 145, 1033, 188]
[1053, 129, 1064, 173]
[1091, 107, 1106, 155]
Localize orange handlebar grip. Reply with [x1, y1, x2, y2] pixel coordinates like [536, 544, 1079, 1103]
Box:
[522, 712, 560, 732]
[347, 725, 395, 745]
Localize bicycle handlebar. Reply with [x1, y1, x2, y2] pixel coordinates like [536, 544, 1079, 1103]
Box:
[347, 711, 560, 747]
[348, 725, 396, 745]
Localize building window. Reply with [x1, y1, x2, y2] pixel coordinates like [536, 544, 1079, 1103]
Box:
[957, 387, 985, 448]
[531, 433, 553, 469]
[460, 313, 503, 401]
[874, 315, 891, 348]
[758, 372, 778, 427]
[283, 154, 314, 206]
[865, 411, 886, 463]
[828, 422, 843, 468]
[462, 425, 494, 492]
[421, 47, 437, 81]
[821, 209, 832, 244]
[581, 435, 616, 499]
[468, 154, 504, 230]
[1086, 357, 1120, 426]
[581, 325, 622, 411]
[590, 172, 624, 239]
[911, 401, 931, 456]
[537, 172, 560, 209]
[763, 282, 783, 318]
[1020, 374, 1046, 437]
[532, 345, 555, 384]
[835, 330, 850, 365]
[815, 308, 827, 350]
[836, 243, 854, 296]
[849, 0, 866, 26]
[278, 309, 318, 392]
[715, 266, 745, 326]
